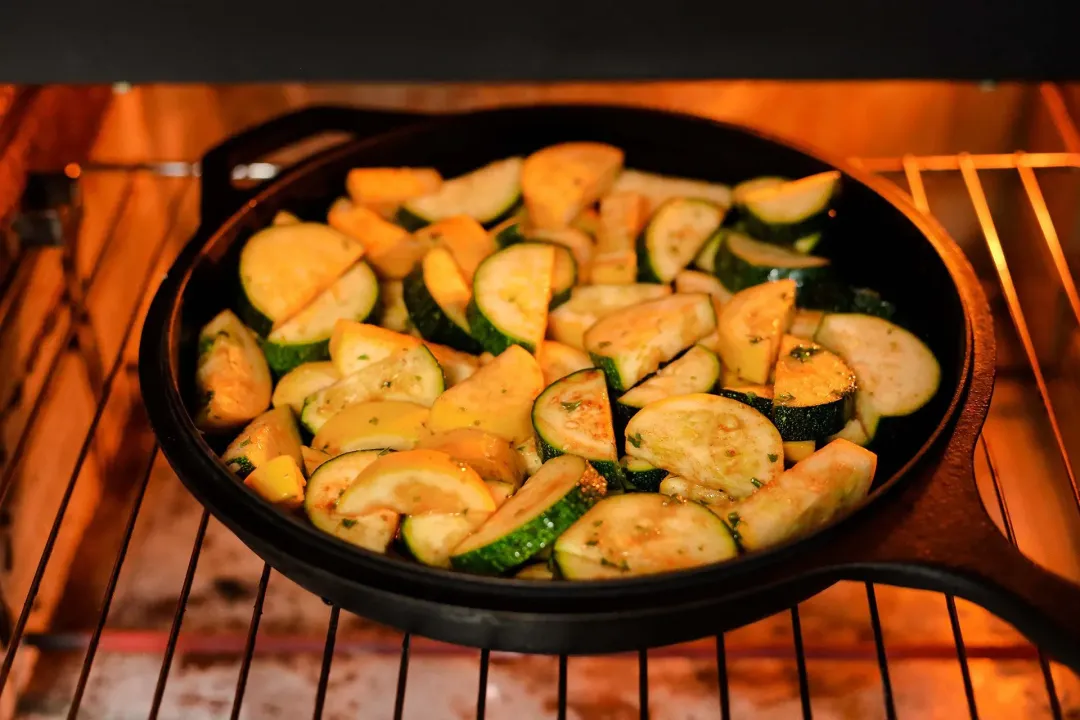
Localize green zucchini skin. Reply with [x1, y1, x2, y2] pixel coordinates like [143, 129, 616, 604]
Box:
[493, 221, 528, 248]
[535, 433, 623, 491]
[739, 211, 832, 248]
[397, 200, 523, 232]
[798, 283, 897, 320]
[716, 387, 773, 416]
[261, 337, 332, 376]
[467, 297, 525, 354]
[773, 394, 855, 442]
[620, 457, 667, 493]
[450, 482, 597, 574]
[402, 263, 483, 353]
[713, 233, 832, 294]
[588, 353, 628, 394]
[225, 456, 256, 479]
[236, 286, 274, 338]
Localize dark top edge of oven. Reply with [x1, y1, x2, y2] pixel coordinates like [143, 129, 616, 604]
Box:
[0, 0, 1077, 83]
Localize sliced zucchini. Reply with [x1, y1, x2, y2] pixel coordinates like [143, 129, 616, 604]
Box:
[637, 199, 724, 283]
[597, 191, 649, 253]
[554, 493, 738, 579]
[522, 142, 624, 229]
[421, 341, 480, 386]
[828, 417, 871, 446]
[300, 345, 444, 433]
[428, 344, 545, 444]
[329, 321, 420, 377]
[467, 243, 554, 353]
[515, 563, 555, 580]
[736, 171, 840, 248]
[716, 279, 797, 384]
[624, 394, 783, 499]
[692, 231, 724, 273]
[658, 475, 730, 506]
[537, 341, 593, 387]
[610, 169, 732, 213]
[716, 383, 774, 417]
[244, 455, 306, 509]
[311, 400, 430, 456]
[301, 445, 332, 476]
[338, 448, 496, 516]
[377, 280, 412, 333]
[584, 293, 716, 393]
[222, 407, 303, 479]
[621, 456, 667, 493]
[194, 310, 272, 431]
[615, 345, 721, 423]
[590, 250, 637, 285]
[673, 271, 730, 338]
[450, 454, 607, 574]
[273, 210, 301, 226]
[714, 232, 831, 294]
[262, 262, 381, 374]
[548, 283, 673, 350]
[346, 167, 443, 219]
[403, 246, 482, 353]
[417, 428, 526, 490]
[398, 157, 524, 230]
[532, 369, 622, 488]
[411, 215, 496, 282]
[238, 222, 364, 335]
[728, 438, 876, 551]
[272, 361, 341, 416]
[790, 309, 825, 340]
[772, 335, 856, 441]
[731, 176, 788, 205]
[304, 450, 400, 552]
[527, 241, 577, 308]
[515, 437, 544, 476]
[528, 228, 594, 284]
[783, 440, 817, 464]
[401, 513, 489, 568]
[814, 314, 941, 438]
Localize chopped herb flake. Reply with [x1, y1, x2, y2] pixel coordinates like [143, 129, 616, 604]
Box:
[238, 438, 251, 448]
[369, 417, 380, 425]
[628, 433, 644, 449]
[593, 520, 604, 527]
[585, 539, 600, 547]
[340, 518, 357, 529]
[727, 511, 741, 528]
[748, 335, 764, 344]
[789, 345, 822, 362]
[381, 380, 393, 389]
[776, 392, 795, 403]
[598, 341, 612, 348]
[767, 454, 778, 463]
[358, 353, 369, 360]
[561, 400, 583, 412]
[750, 478, 764, 488]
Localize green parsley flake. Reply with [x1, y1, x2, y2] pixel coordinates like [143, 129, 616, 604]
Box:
[627, 433, 644, 449]
[561, 400, 582, 412]
[340, 518, 357, 529]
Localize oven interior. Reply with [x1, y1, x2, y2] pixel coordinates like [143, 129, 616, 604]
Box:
[0, 82, 1079, 718]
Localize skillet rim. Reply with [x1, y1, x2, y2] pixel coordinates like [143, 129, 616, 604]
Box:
[140, 103, 980, 607]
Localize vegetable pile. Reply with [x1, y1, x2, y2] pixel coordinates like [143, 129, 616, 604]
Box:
[193, 143, 940, 580]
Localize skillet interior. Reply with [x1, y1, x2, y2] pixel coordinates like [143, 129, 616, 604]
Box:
[147, 105, 970, 625]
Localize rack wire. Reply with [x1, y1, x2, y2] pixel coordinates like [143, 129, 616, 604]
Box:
[1, 105, 1080, 719]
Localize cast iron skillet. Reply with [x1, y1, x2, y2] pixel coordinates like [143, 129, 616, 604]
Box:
[140, 105, 1080, 668]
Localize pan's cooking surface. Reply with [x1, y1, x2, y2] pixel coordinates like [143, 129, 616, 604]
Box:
[4, 84, 1080, 717]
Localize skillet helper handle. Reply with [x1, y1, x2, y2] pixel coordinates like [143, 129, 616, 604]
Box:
[198, 105, 428, 227]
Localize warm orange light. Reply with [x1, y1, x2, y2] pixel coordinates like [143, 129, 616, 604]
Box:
[64, 163, 81, 179]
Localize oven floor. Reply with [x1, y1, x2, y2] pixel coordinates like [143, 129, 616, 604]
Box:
[4, 82, 1080, 719]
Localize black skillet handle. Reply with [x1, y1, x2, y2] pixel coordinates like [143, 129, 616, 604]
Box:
[837, 456, 1080, 673]
[199, 105, 429, 227]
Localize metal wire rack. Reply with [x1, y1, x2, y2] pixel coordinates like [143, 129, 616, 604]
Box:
[1, 101, 1080, 719]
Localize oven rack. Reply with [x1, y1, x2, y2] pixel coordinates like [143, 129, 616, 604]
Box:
[1, 112, 1079, 718]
